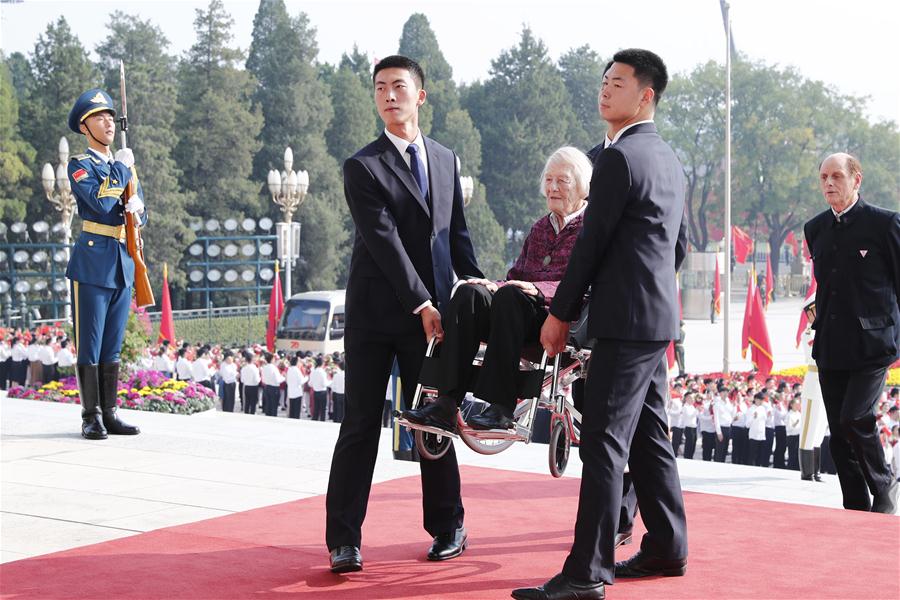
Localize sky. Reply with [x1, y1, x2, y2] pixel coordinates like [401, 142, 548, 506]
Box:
[1, 0, 899, 124]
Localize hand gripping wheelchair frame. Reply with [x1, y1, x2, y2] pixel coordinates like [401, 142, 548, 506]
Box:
[396, 305, 593, 477]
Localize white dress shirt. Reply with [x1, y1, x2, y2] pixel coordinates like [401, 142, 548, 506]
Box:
[218, 361, 238, 384]
[191, 357, 213, 382]
[175, 357, 193, 380]
[331, 368, 345, 395]
[57, 347, 75, 368]
[286, 365, 307, 398]
[747, 405, 769, 441]
[309, 366, 330, 392]
[152, 353, 174, 373]
[240, 363, 261, 386]
[261, 362, 285, 387]
[11, 343, 27, 362]
[786, 410, 803, 436]
[38, 345, 57, 366]
[682, 403, 699, 429]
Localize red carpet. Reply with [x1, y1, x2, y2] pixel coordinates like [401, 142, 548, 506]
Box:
[1, 466, 898, 599]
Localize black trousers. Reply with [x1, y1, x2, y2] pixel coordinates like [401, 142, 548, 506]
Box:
[0, 357, 9, 389]
[562, 340, 687, 584]
[773, 425, 787, 469]
[332, 392, 345, 423]
[670, 427, 683, 457]
[763, 427, 775, 467]
[732, 426, 749, 464]
[701, 431, 716, 461]
[820, 436, 837, 474]
[715, 426, 731, 462]
[326, 326, 464, 550]
[263, 384, 280, 416]
[243, 385, 259, 414]
[748, 438, 766, 466]
[313, 390, 327, 421]
[786, 435, 800, 470]
[436, 283, 546, 410]
[288, 395, 302, 419]
[222, 382, 236, 412]
[819, 366, 893, 510]
[619, 471, 639, 534]
[683, 427, 697, 459]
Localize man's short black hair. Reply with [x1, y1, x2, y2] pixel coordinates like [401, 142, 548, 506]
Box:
[373, 54, 425, 89]
[611, 48, 668, 106]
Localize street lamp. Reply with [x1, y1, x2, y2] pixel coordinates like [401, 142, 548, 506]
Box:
[267, 146, 309, 299]
[460, 176, 474, 207]
[42, 136, 76, 320]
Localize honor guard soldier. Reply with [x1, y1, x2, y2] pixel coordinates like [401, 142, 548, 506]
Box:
[66, 88, 146, 440]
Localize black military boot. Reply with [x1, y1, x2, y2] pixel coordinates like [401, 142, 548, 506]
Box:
[799, 449, 814, 481]
[77, 363, 107, 440]
[812, 446, 824, 482]
[99, 362, 140, 435]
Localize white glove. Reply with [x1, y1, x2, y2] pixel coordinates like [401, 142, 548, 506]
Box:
[114, 148, 134, 168]
[125, 196, 145, 215]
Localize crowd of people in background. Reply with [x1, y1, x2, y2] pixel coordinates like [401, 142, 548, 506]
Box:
[144, 339, 349, 423]
[0, 325, 74, 389]
[3, 326, 898, 477]
[665, 372, 900, 481]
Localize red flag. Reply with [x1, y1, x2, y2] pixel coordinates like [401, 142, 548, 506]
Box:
[666, 341, 676, 370]
[713, 256, 722, 315]
[795, 271, 818, 347]
[741, 266, 774, 375]
[266, 261, 285, 352]
[732, 226, 753, 264]
[157, 263, 175, 344]
[765, 254, 774, 308]
[802, 237, 811, 262]
[785, 231, 799, 256]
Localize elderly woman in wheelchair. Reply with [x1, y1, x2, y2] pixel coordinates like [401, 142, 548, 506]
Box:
[402, 146, 593, 435]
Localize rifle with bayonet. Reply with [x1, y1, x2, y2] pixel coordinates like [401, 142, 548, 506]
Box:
[118, 60, 155, 308]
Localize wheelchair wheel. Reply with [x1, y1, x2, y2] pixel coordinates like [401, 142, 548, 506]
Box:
[460, 433, 516, 456]
[415, 429, 451, 460]
[549, 419, 570, 478]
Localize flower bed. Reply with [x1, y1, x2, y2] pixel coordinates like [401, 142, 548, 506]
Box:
[6, 370, 216, 415]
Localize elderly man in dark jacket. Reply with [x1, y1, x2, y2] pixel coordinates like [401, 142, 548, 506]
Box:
[804, 152, 900, 514]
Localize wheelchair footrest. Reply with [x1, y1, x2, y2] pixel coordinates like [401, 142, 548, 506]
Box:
[464, 426, 529, 442]
[396, 417, 460, 440]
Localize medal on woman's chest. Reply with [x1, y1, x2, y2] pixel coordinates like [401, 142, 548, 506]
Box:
[542, 255, 552, 267]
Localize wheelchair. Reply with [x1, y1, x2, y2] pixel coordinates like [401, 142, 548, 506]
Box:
[396, 305, 592, 478]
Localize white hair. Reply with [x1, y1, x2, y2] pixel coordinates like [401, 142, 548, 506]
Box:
[539, 146, 593, 199]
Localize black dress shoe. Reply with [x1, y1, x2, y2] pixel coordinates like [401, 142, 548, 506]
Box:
[427, 526, 467, 561]
[466, 404, 515, 430]
[329, 545, 362, 573]
[511, 573, 605, 600]
[871, 480, 899, 515]
[615, 549, 686, 578]
[402, 396, 458, 433]
[614, 529, 633, 548]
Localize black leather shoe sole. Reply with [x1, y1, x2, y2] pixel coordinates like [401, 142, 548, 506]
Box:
[616, 563, 686, 578]
[330, 559, 362, 574]
[82, 429, 108, 440]
[466, 415, 514, 431]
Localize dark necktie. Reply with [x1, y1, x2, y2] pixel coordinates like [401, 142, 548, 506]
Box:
[406, 143, 429, 200]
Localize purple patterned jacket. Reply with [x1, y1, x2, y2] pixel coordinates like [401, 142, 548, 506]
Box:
[504, 212, 585, 304]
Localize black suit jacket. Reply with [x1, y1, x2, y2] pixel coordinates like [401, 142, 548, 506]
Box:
[551, 123, 687, 341]
[804, 198, 900, 370]
[343, 133, 483, 334]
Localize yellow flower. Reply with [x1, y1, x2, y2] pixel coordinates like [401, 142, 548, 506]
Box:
[887, 368, 900, 386]
[771, 366, 808, 377]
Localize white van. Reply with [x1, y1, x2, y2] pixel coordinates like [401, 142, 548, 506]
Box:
[275, 290, 345, 355]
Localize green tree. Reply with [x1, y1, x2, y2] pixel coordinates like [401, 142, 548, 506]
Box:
[464, 27, 579, 236]
[731, 58, 824, 277]
[95, 12, 195, 298]
[464, 180, 506, 279]
[657, 61, 725, 251]
[325, 64, 375, 163]
[175, 0, 261, 221]
[438, 108, 482, 177]
[558, 46, 607, 149]
[18, 17, 98, 223]
[246, 0, 348, 290]
[0, 59, 36, 221]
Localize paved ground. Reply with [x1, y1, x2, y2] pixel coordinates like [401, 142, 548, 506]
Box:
[1, 392, 846, 565]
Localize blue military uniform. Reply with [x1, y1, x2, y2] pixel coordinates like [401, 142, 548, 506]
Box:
[67, 88, 145, 439]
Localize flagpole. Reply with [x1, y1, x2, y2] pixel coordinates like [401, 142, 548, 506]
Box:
[722, 0, 733, 373]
